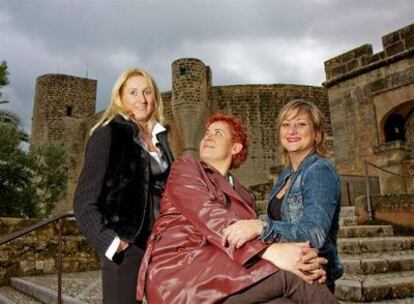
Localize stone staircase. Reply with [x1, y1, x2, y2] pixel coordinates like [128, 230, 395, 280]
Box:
[336, 206, 414, 303]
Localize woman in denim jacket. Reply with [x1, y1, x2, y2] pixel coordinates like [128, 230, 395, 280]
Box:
[222, 99, 343, 292]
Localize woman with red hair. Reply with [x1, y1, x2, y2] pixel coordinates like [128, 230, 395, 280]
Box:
[137, 113, 336, 304]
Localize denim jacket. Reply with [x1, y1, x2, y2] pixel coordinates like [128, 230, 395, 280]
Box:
[261, 153, 343, 282]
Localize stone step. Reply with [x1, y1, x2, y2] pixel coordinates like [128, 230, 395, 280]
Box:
[339, 297, 414, 303]
[335, 270, 414, 302]
[338, 237, 414, 254]
[339, 216, 358, 226]
[8, 271, 101, 303]
[342, 254, 414, 275]
[0, 286, 41, 304]
[338, 225, 394, 238]
[340, 249, 414, 260]
[10, 277, 85, 304]
[340, 206, 356, 218]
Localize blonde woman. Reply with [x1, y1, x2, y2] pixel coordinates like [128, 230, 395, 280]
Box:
[222, 99, 343, 293]
[74, 68, 173, 303]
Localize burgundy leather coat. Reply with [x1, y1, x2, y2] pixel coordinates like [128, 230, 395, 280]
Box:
[137, 154, 277, 303]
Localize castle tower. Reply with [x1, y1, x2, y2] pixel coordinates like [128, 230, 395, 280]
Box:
[31, 74, 97, 211]
[324, 23, 414, 194]
[171, 58, 211, 155]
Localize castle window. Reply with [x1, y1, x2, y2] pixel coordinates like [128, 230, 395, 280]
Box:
[384, 113, 405, 142]
[66, 106, 73, 117]
[180, 67, 186, 76]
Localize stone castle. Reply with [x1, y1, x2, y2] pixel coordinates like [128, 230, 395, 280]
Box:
[30, 23, 414, 211]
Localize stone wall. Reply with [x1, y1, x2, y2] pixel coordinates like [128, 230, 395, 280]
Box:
[354, 194, 414, 229]
[0, 217, 99, 286]
[340, 175, 380, 206]
[211, 84, 330, 186]
[162, 76, 332, 186]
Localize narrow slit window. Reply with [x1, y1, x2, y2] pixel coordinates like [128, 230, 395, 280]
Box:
[66, 106, 73, 117]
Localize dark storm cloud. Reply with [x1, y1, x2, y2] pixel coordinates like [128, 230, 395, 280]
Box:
[0, 0, 413, 133]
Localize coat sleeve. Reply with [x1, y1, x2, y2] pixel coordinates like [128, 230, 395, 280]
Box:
[165, 154, 268, 266]
[73, 127, 117, 256]
[261, 161, 340, 249]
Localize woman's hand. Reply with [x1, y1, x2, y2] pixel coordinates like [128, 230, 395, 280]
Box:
[261, 242, 327, 283]
[303, 256, 328, 284]
[117, 240, 130, 253]
[221, 219, 263, 249]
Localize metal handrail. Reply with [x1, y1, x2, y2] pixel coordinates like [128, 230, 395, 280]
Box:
[365, 161, 373, 221]
[0, 211, 75, 304]
[367, 161, 406, 177]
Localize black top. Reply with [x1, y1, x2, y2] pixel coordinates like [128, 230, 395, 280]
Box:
[147, 151, 169, 229]
[269, 195, 284, 221]
[73, 116, 174, 255]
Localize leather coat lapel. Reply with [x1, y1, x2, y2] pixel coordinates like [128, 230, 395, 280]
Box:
[202, 162, 255, 215]
[233, 179, 255, 208]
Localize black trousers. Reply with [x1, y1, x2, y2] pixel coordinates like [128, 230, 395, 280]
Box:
[223, 270, 337, 304]
[100, 243, 145, 304]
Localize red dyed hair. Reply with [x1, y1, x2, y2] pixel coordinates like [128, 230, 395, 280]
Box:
[206, 113, 249, 169]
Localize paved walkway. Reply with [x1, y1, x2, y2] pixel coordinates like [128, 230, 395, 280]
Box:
[3, 271, 102, 304]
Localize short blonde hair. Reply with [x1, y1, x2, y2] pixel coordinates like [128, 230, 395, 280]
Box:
[91, 68, 164, 134]
[277, 99, 328, 162]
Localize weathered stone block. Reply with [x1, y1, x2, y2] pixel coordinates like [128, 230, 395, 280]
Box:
[385, 41, 405, 57]
[362, 258, 388, 274]
[382, 31, 402, 48]
[342, 259, 362, 275]
[370, 79, 388, 93]
[387, 256, 414, 272]
[19, 260, 35, 273]
[405, 34, 414, 49]
[400, 23, 414, 39]
[335, 279, 362, 301]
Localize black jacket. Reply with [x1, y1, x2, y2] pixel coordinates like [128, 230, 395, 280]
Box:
[74, 115, 174, 256]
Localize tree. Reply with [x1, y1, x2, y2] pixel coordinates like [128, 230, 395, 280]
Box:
[31, 142, 68, 217]
[0, 102, 29, 142]
[0, 61, 10, 103]
[0, 127, 68, 217]
[0, 61, 27, 141]
[0, 122, 38, 217]
[0, 61, 68, 218]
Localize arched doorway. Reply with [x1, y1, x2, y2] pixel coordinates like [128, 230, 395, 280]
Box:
[405, 109, 414, 159]
[384, 113, 405, 142]
[380, 101, 414, 145]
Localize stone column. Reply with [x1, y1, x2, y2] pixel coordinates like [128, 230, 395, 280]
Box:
[171, 58, 209, 155]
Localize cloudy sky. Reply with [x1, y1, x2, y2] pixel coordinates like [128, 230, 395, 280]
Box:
[1, 0, 413, 133]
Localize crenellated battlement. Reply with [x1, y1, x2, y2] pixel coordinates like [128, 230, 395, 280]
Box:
[324, 23, 414, 82]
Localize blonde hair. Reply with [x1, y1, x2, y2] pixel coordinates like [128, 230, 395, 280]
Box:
[90, 68, 164, 134]
[277, 99, 328, 163]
